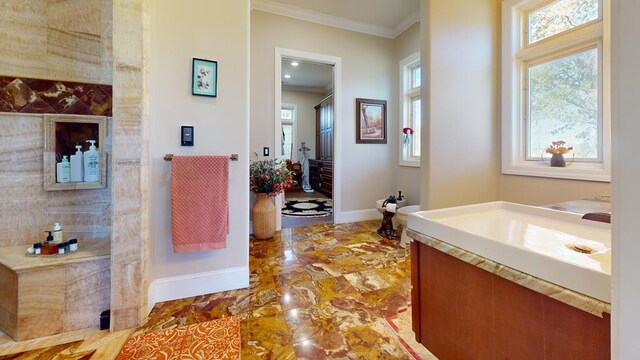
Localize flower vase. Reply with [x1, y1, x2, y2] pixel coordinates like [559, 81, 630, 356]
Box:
[550, 153, 566, 167]
[252, 193, 276, 239]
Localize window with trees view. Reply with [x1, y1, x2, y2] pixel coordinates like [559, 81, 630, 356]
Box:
[502, 0, 609, 181]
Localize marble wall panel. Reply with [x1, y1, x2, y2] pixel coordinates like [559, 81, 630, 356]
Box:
[0, 265, 18, 337]
[64, 258, 111, 332]
[46, 0, 102, 36]
[110, 0, 149, 331]
[17, 268, 65, 340]
[0, 2, 48, 79]
[0, 0, 112, 84]
[0, 114, 112, 247]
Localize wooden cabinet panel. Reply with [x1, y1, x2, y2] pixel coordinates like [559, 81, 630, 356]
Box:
[493, 275, 545, 359]
[411, 242, 610, 360]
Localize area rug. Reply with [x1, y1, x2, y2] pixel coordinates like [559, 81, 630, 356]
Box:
[116, 316, 240, 360]
[282, 197, 333, 217]
[384, 305, 438, 360]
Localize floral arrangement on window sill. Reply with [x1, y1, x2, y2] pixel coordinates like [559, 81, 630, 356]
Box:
[545, 141, 573, 168]
[402, 127, 414, 146]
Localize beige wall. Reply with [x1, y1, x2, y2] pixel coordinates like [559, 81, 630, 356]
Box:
[420, 0, 500, 209]
[251, 10, 401, 213]
[498, 176, 610, 205]
[0, 1, 113, 247]
[394, 23, 421, 205]
[148, 0, 249, 286]
[0, 0, 112, 84]
[282, 90, 324, 162]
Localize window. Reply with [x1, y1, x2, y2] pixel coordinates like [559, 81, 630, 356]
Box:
[400, 52, 421, 167]
[502, 0, 609, 181]
[281, 105, 296, 160]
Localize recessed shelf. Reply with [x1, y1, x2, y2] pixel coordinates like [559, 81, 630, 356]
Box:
[43, 114, 107, 191]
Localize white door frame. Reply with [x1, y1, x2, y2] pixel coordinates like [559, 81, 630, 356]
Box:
[275, 47, 342, 227]
[280, 103, 297, 161]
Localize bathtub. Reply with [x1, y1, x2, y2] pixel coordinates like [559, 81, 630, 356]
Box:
[407, 201, 611, 302]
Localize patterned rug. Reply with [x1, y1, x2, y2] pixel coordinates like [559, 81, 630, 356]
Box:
[282, 197, 333, 217]
[384, 305, 438, 360]
[116, 316, 240, 360]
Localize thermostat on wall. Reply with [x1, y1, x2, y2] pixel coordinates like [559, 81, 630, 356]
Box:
[181, 126, 194, 146]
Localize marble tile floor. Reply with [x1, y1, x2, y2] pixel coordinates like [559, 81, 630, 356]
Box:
[0, 220, 415, 359]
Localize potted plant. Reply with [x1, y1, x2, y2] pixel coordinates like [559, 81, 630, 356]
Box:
[545, 141, 573, 167]
[250, 159, 295, 239]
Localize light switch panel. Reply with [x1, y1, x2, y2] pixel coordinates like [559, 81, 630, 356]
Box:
[181, 126, 194, 146]
[263, 147, 269, 156]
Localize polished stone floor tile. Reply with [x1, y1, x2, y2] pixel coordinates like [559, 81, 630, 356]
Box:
[292, 331, 359, 359]
[0, 220, 413, 359]
[344, 270, 391, 293]
[284, 305, 339, 343]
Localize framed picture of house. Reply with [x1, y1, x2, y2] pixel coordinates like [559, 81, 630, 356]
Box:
[356, 98, 387, 144]
[192, 58, 217, 97]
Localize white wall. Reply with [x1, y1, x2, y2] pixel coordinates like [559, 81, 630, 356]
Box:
[251, 10, 399, 213]
[420, 0, 500, 209]
[282, 90, 324, 162]
[611, 1, 640, 357]
[147, 0, 250, 305]
[394, 23, 421, 205]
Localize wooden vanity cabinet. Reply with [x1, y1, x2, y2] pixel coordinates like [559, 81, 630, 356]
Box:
[411, 240, 611, 360]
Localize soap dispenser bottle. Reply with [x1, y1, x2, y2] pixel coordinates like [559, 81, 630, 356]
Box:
[83, 140, 100, 182]
[70, 145, 84, 182]
[56, 156, 70, 183]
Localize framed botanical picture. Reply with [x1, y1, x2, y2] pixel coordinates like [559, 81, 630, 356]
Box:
[192, 58, 217, 97]
[356, 98, 387, 144]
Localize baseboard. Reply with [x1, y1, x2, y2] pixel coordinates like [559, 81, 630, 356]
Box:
[335, 208, 380, 224]
[147, 266, 249, 313]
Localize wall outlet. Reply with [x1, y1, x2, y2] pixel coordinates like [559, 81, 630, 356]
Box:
[263, 147, 269, 156]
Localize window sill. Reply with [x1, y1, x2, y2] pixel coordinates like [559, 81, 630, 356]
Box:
[502, 160, 610, 182]
[400, 159, 420, 168]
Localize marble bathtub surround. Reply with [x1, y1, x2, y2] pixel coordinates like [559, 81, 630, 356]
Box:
[407, 229, 611, 317]
[0, 76, 112, 116]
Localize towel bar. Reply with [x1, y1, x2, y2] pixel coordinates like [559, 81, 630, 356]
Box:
[164, 154, 239, 161]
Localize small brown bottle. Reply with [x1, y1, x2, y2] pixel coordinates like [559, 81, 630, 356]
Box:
[41, 231, 59, 255]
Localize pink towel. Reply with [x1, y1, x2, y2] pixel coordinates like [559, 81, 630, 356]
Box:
[171, 156, 229, 253]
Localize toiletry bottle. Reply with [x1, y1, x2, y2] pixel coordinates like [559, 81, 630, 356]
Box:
[70, 145, 84, 182]
[53, 222, 63, 244]
[58, 242, 66, 255]
[69, 238, 78, 252]
[34, 242, 42, 255]
[83, 140, 100, 182]
[56, 156, 71, 183]
[41, 231, 59, 255]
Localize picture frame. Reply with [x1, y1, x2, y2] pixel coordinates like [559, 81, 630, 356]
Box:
[192, 58, 217, 97]
[356, 98, 387, 144]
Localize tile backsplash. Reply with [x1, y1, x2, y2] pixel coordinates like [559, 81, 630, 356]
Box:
[0, 76, 112, 116]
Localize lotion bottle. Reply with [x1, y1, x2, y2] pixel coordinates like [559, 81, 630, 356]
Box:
[70, 145, 83, 182]
[83, 140, 100, 182]
[56, 156, 70, 183]
[53, 222, 63, 244]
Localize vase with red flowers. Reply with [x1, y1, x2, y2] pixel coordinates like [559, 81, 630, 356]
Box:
[250, 159, 295, 239]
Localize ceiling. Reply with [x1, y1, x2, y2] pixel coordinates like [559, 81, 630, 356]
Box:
[252, 0, 420, 39]
[281, 59, 333, 93]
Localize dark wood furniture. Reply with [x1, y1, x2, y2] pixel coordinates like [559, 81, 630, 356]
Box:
[309, 95, 333, 197]
[411, 241, 611, 360]
[308, 159, 332, 197]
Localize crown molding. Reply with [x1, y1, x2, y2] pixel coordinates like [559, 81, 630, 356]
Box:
[252, 0, 418, 39]
[393, 10, 420, 38]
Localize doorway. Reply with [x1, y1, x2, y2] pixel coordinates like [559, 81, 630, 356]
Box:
[274, 48, 342, 229]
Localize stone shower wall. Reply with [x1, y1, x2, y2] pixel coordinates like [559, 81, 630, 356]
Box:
[0, 0, 113, 248]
